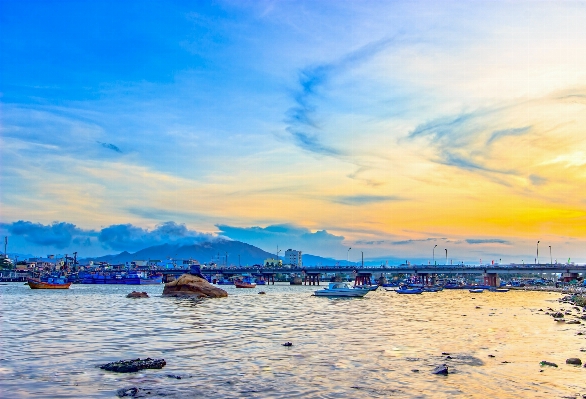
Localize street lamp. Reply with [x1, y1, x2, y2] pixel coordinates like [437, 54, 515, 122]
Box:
[536, 240, 540, 265]
[549, 245, 552, 265]
[444, 248, 448, 265]
[347, 247, 352, 266]
[432, 244, 437, 265]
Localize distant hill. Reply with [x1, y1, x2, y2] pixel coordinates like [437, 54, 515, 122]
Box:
[85, 240, 405, 267]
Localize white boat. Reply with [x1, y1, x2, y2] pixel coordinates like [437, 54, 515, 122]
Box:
[314, 282, 371, 298]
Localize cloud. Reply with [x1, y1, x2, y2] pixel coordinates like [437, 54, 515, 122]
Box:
[330, 195, 404, 205]
[97, 141, 122, 153]
[1, 221, 93, 249]
[465, 239, 510, 245]
[487, 126, 531, 145]
[529, 174, 547, 186]
[98, 221, 219, 251]
[216, 223, 345, 256]
[391, 238, 438, 245]
[286, 36, 397, 156]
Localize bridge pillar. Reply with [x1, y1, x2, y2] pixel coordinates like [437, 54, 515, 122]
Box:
[484, 273, 499, 287]
[305, 273, 320, 285]
[354, 273, 372, 286]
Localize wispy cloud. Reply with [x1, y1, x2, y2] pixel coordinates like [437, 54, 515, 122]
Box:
[465, 239, 510, 245]
[487, 126, 531, 145]
[97, 141, 122, 153]
[286, 36, 397, 156]
[330, 195, 404, 206]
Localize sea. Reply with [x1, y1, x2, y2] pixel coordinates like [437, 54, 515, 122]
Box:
[1, 282, 585, 398]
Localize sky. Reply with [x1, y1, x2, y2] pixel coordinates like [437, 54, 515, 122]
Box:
[1, 0, 585, 264]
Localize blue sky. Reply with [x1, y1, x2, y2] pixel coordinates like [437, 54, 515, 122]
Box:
[1, 1, 585, 264]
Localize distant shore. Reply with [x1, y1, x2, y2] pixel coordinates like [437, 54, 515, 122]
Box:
[510, 285, 586, 295]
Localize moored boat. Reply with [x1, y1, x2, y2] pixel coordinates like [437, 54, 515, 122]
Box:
[234, 277, 256, 288]
[27, 277, 71, 289]
[489, 287, 509, 292]
[396, 289, 423, 294]
[469, 288, 484, 293]
[314, 282, 370, 297]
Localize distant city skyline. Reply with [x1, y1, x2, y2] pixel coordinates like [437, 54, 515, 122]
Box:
[1, 2, 585, 263]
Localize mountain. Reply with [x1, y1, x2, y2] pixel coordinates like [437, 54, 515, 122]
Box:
[85, 240, 404, 267]
[88, 240, 275, 266]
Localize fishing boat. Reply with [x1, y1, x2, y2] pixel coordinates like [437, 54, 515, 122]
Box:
[489, 287, 509, 292]
[27, 276, 71, 289]
[314, 282, 370, 297]
[234, 277, 256, 288]
[469, 288, 484, 293]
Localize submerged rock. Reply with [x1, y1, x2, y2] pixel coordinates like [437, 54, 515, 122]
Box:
[432, 364, 449, 375]
[566, 358, 582, 366]
[162, 274, 228, 298]
[539, 360, 558, 368]
[100, 358, 166, 373]
[126, 291, 149, 298]
[117, 387, 139, 397]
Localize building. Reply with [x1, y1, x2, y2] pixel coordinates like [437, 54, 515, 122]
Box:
[285, 249, 302, 267]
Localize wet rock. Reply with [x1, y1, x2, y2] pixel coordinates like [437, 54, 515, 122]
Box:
[258, 291, 266, 295]
[162, 274, 228, 298]
[538, 309, 543, 311]
[432, 364, 449, 375]
[126, 291, 149, 298]
[446, 355, 453, 359]
[117, 387, 139, 397]
[411, 369, 419, 372]
[540, 360, 558, 367]
[167, 374, 182, 379]
[552, 312, 564, 318]
[567, 320, 581, 325]
[566, 358, 582, 366]
[282, 342, 293, 347]
[488, 355, 495, 358]
[441, 352, 450, 355]
[100, 358, 166, 373]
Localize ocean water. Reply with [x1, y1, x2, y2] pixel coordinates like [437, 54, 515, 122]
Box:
[1, 282, 585, 398]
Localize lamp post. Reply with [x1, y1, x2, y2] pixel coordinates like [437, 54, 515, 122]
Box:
[347, 247, 352, 266]
[549, 245, 552, 265]
[444, 248, 448, 265]
[536, 240, 540, 265]
[433, 244, 437, 265]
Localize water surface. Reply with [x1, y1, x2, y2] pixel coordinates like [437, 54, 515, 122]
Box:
[1, 283, 585, 398]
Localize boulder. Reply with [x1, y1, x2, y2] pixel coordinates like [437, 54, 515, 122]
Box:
[126, 291, 149, 298]
[162, 274, 228, 298]
[566, 358, 582, 366]
[551, 312, 564, 318]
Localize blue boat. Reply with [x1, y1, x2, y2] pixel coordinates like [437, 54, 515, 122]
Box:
[396, 289, 423, 294]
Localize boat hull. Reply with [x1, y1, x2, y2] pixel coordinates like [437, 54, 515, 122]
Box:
[395, 289, 423, 294]
[235, 282, 256, 288]
[314, 290, 368, 297]
[27, 278, 71, 289]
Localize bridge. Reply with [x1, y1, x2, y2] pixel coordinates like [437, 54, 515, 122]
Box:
[155, 264, 586, 285]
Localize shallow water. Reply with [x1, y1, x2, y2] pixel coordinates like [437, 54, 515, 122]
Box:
[1, 282, 585, 398]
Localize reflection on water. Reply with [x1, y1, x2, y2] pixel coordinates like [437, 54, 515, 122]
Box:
[1, 283, 585, 398]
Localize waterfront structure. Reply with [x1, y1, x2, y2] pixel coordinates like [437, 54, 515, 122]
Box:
[285, 249, 302, 267]
[264, 258, 283, 267]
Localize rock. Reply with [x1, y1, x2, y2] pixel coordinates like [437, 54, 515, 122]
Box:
[411, 369, 419, 372]
[100, 358, 166, 373]
[446, 355, 453, 359]
[488, 355, 495, 358]
[432, 364, 449, 375]
[117, 387, 139, 397]
[167, 374, 182, 379]
[539, 361, 558, 368]
[566, 358, 582, 366]
[162, 274, 228, 298]
[552, 312, 564, 318]
[441, 352, 450, 355]
[282, 342, 293, 347]
[126, 291, 149, 298]
[258, 291, 266, 295]
[567, 320, 581, 325]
